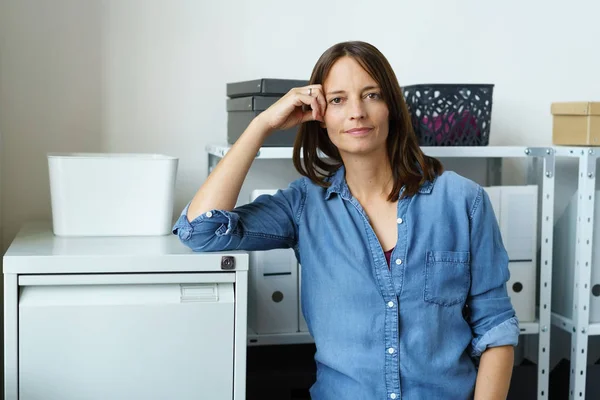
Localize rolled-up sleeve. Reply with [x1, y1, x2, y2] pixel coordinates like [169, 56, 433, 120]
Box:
[172, 177, 306, 252]
[467, 186, 519, 359]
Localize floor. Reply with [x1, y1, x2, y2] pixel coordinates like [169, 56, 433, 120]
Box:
[246, 344, 315, 400]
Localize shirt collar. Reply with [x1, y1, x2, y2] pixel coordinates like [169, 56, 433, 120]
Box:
[324, 166, 350, 200]
[324, 165, 435, 200]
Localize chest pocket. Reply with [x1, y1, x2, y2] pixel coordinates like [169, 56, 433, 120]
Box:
[424, 251, 471, 307]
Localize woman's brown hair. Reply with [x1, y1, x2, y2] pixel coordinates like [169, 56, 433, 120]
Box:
[292, 41, 444, 201]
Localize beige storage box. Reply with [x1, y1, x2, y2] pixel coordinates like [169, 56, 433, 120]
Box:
[551, 102, 600, 145]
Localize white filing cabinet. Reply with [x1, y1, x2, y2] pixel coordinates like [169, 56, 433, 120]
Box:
[3, 222, 248, 400]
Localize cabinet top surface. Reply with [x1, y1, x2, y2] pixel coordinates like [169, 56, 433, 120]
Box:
[3, 222, 249, 274]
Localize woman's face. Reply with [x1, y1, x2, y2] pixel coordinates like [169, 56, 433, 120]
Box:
[322, 56, 389, 157]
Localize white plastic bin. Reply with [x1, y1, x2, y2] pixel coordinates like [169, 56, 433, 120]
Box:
[48, 153, 178, 236]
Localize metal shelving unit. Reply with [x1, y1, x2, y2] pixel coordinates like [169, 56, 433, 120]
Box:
[247, 328, 314, 346]
[206, 144, 556, 399]
[550, 146, 599, 399]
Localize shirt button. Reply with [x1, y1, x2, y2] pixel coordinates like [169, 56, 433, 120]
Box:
[390, 393, 397, 399]
[205, 211, 213, 218]
[397, 217, 403, 224]
[388, 347, 395, 354]
[395, 259, 402, 265]
[387, 301, 394, 308]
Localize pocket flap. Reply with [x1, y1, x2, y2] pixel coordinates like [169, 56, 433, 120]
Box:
[427, 251, 470, 264]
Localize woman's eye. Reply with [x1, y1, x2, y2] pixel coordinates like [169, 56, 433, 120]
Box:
[330, 97, 342, 104]
[367, 92, 381, 99]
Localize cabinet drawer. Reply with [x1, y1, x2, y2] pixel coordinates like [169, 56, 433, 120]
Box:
[19, 274, 235, 400]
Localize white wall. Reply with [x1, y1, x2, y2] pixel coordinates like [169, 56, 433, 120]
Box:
[2, 0, 600, 248]
[0, 0, 104, 250]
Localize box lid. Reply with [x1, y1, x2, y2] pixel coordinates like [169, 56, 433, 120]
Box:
[551, 102, 600, 116]
[227, 78, 308, 98]
[227, 96, 279, 112]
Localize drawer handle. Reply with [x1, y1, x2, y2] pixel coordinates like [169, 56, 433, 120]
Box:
[180, 284, 219, 302]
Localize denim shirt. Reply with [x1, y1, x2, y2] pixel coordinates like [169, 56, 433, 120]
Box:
[173, 167, 519, 400]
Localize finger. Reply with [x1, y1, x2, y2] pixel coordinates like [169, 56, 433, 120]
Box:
[299, 109, 316, 124]
[295, 86, 313, 98]
[314, 90, 327, 120]
[295, 94, 322, 123]
[297, 85, 316, 96]
[310, 96, 320, 121]
[306, 85, 326, 118]
[294, 93, 319, 112]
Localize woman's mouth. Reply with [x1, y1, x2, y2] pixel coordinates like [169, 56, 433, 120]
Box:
[345, 127, 373, 136]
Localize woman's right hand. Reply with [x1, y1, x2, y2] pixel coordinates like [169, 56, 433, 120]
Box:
[185, 86, 326, 223]
[255, 85, 327, 134]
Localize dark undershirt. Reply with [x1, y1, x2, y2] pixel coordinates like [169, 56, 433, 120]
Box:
[384, 248, 394, 269]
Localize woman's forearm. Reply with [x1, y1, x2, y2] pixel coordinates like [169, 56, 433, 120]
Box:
[186, 117, 270, 221]
[474, 345, 514, 400]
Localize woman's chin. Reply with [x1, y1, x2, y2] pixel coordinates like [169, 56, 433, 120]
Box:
[337, 142, 386, 157]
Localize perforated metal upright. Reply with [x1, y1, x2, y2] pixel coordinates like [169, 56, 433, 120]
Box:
[551, 147, 599, 399]
[525, 147, 556, 400]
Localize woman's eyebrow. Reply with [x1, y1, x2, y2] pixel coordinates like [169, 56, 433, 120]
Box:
[326, 85, 380, 96]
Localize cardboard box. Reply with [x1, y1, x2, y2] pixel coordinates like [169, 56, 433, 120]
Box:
[551, 102, 600, 145]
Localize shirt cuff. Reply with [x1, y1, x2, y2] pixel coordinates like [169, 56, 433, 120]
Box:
[172, 202, 239, 241]
[470, 316, 520, 358]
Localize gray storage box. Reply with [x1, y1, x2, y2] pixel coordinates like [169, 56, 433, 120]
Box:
[227, 79, 308, 98]
[227, 95, 298, 147]
[226, 96, 279, 112]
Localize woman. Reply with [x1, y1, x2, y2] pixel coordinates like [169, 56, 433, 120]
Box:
[173, 41, 518, 399]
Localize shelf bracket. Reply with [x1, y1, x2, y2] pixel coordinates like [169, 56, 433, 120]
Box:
[525, 147, 555, 178]
[583, 148, 598, 178]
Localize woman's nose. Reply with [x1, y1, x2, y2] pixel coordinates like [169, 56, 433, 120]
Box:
[348, 98, 366, 120]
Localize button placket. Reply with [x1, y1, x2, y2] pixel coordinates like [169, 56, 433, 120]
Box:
[386, 203, 408, 398]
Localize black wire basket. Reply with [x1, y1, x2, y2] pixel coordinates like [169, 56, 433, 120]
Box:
[403, 84, 494, 146]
